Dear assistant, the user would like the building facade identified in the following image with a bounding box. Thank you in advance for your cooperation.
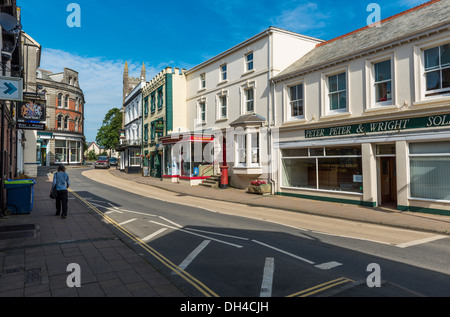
[272,0,450,214]
[35,68,85,166]
[181,27,322,187]
[117,62,145,173]
[142,67,186,178]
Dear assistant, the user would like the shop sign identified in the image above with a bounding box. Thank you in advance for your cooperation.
[305,114,450,139]
[17,121,46,131]
[18,100,46,122]
[155,119,164,134]
[190,136,214,142]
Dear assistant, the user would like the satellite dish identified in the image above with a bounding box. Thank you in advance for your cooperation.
[0,13,20,33]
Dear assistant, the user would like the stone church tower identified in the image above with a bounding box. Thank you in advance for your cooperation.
[122,62,146,127]
[123,62,146,103]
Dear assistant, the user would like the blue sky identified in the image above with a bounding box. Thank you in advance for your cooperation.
[19,0,426,142]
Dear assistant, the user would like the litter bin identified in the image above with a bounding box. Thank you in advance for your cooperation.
[4,179,36,215]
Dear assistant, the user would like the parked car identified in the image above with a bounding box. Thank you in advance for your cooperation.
[95,156,110,169]
[110,157,118,166]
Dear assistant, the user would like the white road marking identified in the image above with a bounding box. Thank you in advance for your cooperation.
[118,218,138,226]
[252,240,315,265]
[260,258,275,297]
[315,261,343,270]
[149,220,243,248]
[141,228,168,242]
[175,240,211,272]
[396,235,448,248]
[185,228,249,241]
[158,216,182,228]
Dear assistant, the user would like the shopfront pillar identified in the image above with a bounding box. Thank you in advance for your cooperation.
[396,141,408,209]
[362,143,377,207]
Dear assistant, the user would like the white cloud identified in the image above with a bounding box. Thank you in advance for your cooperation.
[40,49,163,142]
[271,2,331,34]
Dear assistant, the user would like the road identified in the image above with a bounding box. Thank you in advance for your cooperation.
[62,167,450,297]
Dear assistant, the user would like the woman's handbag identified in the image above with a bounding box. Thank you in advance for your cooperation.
[50,187,57,199]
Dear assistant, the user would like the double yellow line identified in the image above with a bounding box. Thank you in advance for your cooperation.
[288,277,354,297]
[69,189,219,297]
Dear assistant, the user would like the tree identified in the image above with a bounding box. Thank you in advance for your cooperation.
[96,108,122,150]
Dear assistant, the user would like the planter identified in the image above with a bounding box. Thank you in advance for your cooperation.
[248,184,272,195]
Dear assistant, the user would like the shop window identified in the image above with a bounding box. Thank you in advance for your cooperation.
[55,140,67,163]
[409,141,450,200]
[281,146,362,193]
[129,149,141,166]
[282,158,316,189]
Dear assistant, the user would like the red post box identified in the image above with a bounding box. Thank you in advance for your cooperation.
[220,166,229,189]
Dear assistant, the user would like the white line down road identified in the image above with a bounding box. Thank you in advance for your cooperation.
[82,169,449,249]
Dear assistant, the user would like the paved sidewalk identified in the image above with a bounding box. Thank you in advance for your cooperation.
[0,172,184,297]
[109,169,450,235]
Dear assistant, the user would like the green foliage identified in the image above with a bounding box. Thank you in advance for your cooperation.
[96,108,122,150]
[87,150,98,161]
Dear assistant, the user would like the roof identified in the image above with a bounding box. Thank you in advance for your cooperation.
[186,27,323,75]
[230,113,266,127]
[274,0,450,82]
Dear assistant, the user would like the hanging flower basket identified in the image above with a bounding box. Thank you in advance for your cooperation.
[248,180,271,195]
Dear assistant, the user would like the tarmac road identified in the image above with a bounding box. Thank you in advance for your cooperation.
[69,168,450,297]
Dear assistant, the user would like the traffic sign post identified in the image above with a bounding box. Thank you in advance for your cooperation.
[0,76,23,102]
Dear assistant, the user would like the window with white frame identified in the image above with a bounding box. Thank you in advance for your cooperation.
[220,64,227,81]
[200,73,206,89]
[199,102,206,123]
[327,72,347,112]
[65,95,69,108]
[246,52,254,71]
[289,84,304,118]
[64,116,69,130]
[245,88,254,112]
[219,95,227,119]
[57,115,63,130]
[236,133,246,166]
[57,93,63,108]
[373,59,392,104]
[250,132,259,165]
[424,43,450,97]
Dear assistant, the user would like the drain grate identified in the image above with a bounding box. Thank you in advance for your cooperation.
[0,224,36,240]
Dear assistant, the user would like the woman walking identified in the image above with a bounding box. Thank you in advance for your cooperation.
[52,165,70,219]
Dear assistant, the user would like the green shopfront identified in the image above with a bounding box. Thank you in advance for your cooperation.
[277,113,450,215]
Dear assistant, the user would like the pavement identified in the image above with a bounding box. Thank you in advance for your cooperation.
[0,167,184,297]
[0,165,449,298]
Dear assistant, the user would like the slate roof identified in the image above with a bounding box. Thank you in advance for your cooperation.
[230,113,266,126]
[274,0,450,82]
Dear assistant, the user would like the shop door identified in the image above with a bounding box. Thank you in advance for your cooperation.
[40,148,47,166]
[380,157,397,205]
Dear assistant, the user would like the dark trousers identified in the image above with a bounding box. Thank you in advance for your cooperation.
[56,190,68,217]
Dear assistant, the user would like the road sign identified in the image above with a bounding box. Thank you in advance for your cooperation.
[0,76,23,101]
